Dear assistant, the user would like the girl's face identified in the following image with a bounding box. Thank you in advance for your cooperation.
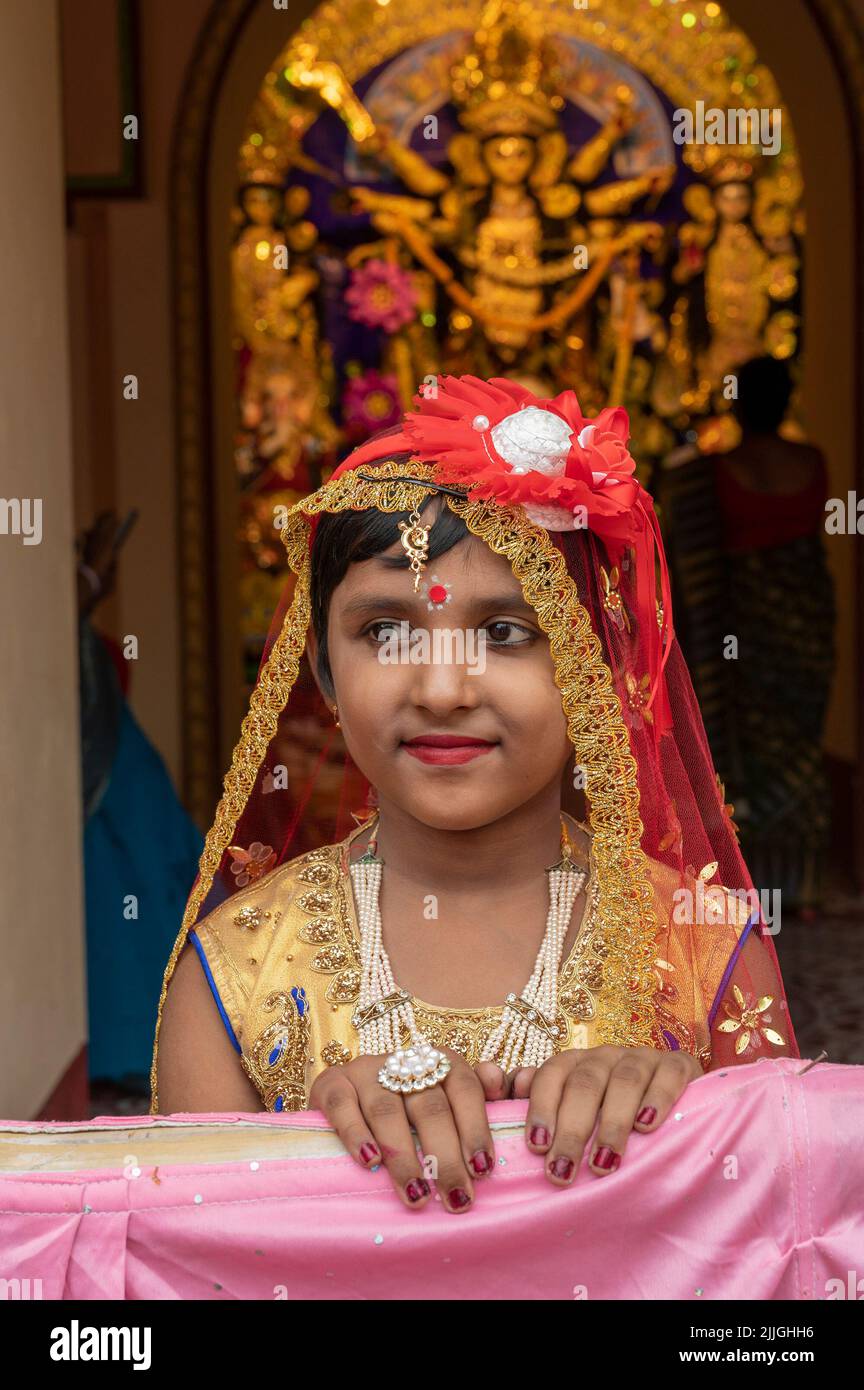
[314,521,573,831]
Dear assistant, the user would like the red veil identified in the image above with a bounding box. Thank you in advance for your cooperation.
[151,377,798,1106]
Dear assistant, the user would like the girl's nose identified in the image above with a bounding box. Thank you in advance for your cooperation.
[408,633,482,713]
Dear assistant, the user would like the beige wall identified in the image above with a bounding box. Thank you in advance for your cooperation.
[66,0,212,787]
[0,2,85,1115]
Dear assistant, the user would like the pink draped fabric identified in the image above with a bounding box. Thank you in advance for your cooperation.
[1,1058,861,1301]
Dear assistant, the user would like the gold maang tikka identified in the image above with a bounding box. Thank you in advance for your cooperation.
[356,472,469,592]
[398,506,430,593]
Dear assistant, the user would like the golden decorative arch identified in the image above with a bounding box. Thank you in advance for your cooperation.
[243,0,800,184]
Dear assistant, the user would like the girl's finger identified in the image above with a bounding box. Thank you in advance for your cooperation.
[444,1060,497,1180]
[312,1070,384,1170]
[354,1080,434,1209]
[585,1047,661,1177]
[631,1052,704,1133]
[510,1066,536,1099]
[405,1083,476,1214]
[474,1061,508,1101]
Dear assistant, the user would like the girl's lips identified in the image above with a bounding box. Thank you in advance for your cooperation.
[401,736,497,766]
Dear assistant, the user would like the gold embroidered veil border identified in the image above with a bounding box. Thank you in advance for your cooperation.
[149,460,658,1112]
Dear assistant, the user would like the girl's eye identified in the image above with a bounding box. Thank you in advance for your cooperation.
[366,620,406,643]
[485,621,534,646]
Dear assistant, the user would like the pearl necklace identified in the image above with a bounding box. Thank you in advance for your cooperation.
[349,817,589,1074]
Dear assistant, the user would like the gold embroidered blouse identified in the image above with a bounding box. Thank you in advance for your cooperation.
[188,816,662,1112]
[183,814,759,1110]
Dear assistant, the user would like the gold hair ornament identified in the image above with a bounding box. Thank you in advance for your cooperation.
[357,470,470,592]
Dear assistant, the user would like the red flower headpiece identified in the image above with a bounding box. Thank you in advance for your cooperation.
[327,375,673,734]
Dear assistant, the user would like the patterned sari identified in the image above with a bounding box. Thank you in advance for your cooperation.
[661,452,835,907]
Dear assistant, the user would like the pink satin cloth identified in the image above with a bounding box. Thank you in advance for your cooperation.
[1,1058,861,1300]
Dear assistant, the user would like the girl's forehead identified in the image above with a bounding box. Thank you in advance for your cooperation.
[332,529,531,612]
[352,529,518,587]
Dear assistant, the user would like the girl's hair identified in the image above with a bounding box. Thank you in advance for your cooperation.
[310,453,471,698]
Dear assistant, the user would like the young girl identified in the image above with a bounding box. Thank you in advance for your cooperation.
[152,375,797,1216]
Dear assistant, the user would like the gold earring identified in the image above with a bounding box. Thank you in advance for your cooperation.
[332,704,341,728]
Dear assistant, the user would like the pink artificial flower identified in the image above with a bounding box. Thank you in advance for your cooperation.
[342,369,401,440]
[345,260,417,332]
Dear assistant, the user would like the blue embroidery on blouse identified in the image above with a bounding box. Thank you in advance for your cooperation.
[189,930,242,1054]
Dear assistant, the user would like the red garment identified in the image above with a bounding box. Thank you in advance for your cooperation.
[713,451,827,552]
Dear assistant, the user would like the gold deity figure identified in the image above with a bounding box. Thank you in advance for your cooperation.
[232,178,319,371]
[285,0,673,377]
[667,156,800,404]
[232,174,340,482]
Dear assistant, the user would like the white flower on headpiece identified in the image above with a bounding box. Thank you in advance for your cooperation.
[491,407,572,477]
[491,406,578,530]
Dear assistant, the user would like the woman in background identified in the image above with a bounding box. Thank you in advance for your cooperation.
[78,510,203,1102]
[661,357,835,910]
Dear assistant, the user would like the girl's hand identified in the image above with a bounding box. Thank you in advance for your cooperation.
[308,1047,496,1214]
[485,1045,703,1183]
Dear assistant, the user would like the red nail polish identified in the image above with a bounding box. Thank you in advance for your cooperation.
[470,1150,494,1175]
[405,1178,430,1203]
[529,1125,550,1147]
[448,1187,472,1209]
[549,1155,575,1181]
[636,1106,657,1125]
[591,1146,621,1171]
[360,1142,380,1164]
